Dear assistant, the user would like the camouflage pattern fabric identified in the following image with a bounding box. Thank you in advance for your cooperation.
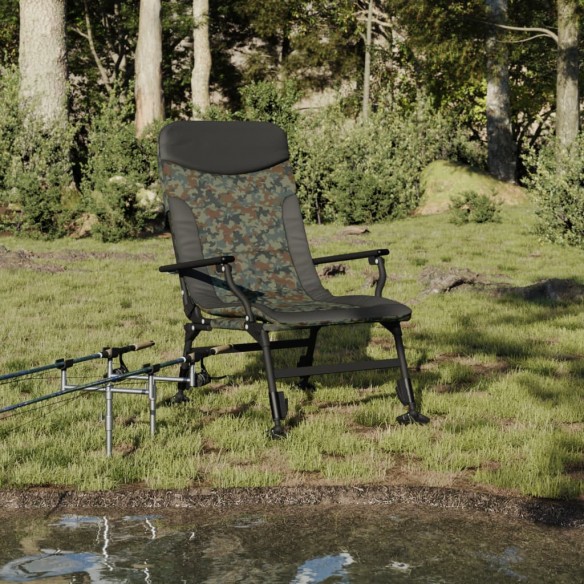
[161,160,361,324]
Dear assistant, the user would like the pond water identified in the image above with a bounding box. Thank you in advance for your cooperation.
[0,504,581,583]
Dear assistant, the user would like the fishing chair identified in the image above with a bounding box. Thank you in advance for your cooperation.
[158,120,429,437]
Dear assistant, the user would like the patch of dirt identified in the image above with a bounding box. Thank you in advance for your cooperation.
[419,353,510,376]
[418,268,584,307]
[0,245,64,273]
[0,245,156,273]
[419,266,500,294]
[0,484,581,527]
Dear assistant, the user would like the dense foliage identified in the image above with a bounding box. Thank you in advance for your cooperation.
[0,0,583,247]
[525,137,584,247]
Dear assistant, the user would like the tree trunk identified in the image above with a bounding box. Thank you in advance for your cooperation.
[19,0,68,127]
[362,0,373,121]
[191,0,211,119]
[556,0,579,150]
[485,0,516,182]
[135,0,164,137]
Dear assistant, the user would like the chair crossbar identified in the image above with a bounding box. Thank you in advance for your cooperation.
[274,359,401,380]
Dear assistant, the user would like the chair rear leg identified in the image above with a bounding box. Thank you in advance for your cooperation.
[173,324,200,404]
[385,323,430,425]
[296,327,320,391]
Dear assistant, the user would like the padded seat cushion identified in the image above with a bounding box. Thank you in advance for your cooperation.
[202,293,411,326]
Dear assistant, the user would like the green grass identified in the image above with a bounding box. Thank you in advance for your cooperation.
[0,204,582,499]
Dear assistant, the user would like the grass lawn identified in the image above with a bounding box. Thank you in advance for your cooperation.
[0,204,582,499]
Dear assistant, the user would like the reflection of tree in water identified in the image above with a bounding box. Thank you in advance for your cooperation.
[0,515,158,583]
[0,506,581,583]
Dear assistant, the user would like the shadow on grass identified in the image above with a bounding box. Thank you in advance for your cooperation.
[411,277,584,406]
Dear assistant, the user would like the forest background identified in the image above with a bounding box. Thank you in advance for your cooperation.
[0,0,583,248]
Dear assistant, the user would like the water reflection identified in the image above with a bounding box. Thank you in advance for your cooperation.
[0,505,581,583]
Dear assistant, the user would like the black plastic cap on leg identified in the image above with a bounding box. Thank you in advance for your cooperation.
[268,424,286,439]
[396,410,430,425]
[172,389,190,404]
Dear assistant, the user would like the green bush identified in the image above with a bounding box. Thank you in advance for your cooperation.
[449,190,500,225]
[238,80,300,134]
[0,65,77,238]
[82,90,164,242]
[0,65,20,195]
[292,99,472,224]
[524,136,584,249]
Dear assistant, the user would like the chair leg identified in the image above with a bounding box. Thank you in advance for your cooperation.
[254,328,288,438]
[173,324,200,404]
[296,327,320,391]
[385,323,430,425]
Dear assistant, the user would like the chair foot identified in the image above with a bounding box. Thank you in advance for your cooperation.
[396,410,430,425]
[296,378,316,392]
[172,389,190,404]
[268,424,287,439]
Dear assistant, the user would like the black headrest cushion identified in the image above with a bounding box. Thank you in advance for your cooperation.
[158,120,290,174]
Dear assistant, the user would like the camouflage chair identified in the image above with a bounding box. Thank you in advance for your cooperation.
[158,120,429,437]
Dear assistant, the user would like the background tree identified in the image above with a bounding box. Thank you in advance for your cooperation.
[556,0,579,148]
[192,0,211,118]
[19,0,68,126]
[485,0,516,182]
[135,0,164,136]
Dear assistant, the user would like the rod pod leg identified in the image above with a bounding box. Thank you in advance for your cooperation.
[173,324,200,404]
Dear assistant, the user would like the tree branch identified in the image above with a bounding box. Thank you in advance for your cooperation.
[82,0,113,92]
[501,34,556,44]
[492,23,558,44]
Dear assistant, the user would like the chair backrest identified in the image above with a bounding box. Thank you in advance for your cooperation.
[158,121,326,318]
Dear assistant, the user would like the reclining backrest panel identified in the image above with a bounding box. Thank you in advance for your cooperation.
[159,121,328,315]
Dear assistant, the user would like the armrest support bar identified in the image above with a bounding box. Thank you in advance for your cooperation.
[313,248,389,298]
[159,255,235,273]
[312,248,389,266]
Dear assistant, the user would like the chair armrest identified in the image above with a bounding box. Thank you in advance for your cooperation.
[159,255,256,323]
[312,249,389,266]
[159,255,235,273]
[313,248,389,298]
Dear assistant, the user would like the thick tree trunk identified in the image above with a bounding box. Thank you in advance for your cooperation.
[19,0,68,127]
[191,0,211,119]
[485,0,516,182]
[556,0,579,149]
[135,0,164,137]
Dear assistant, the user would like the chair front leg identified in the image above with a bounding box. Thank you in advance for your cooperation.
[384,322,430,425]
[249,326,288,438]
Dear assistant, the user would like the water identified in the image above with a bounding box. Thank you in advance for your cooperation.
[0,505,581,583]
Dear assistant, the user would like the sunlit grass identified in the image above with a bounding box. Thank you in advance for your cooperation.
[0,204,582,498]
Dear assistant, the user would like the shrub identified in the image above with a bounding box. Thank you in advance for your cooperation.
[524,136,584,249]
[238,80,300,134]
[0,65,20,195]
[292,99,471,224]
[82,90,164,242]
[0,65,77,238]
[449,191,501,225]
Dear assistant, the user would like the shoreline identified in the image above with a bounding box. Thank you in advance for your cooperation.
[1,485,582,528]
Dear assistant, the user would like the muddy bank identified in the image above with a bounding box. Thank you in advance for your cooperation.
[1,485,582,528]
